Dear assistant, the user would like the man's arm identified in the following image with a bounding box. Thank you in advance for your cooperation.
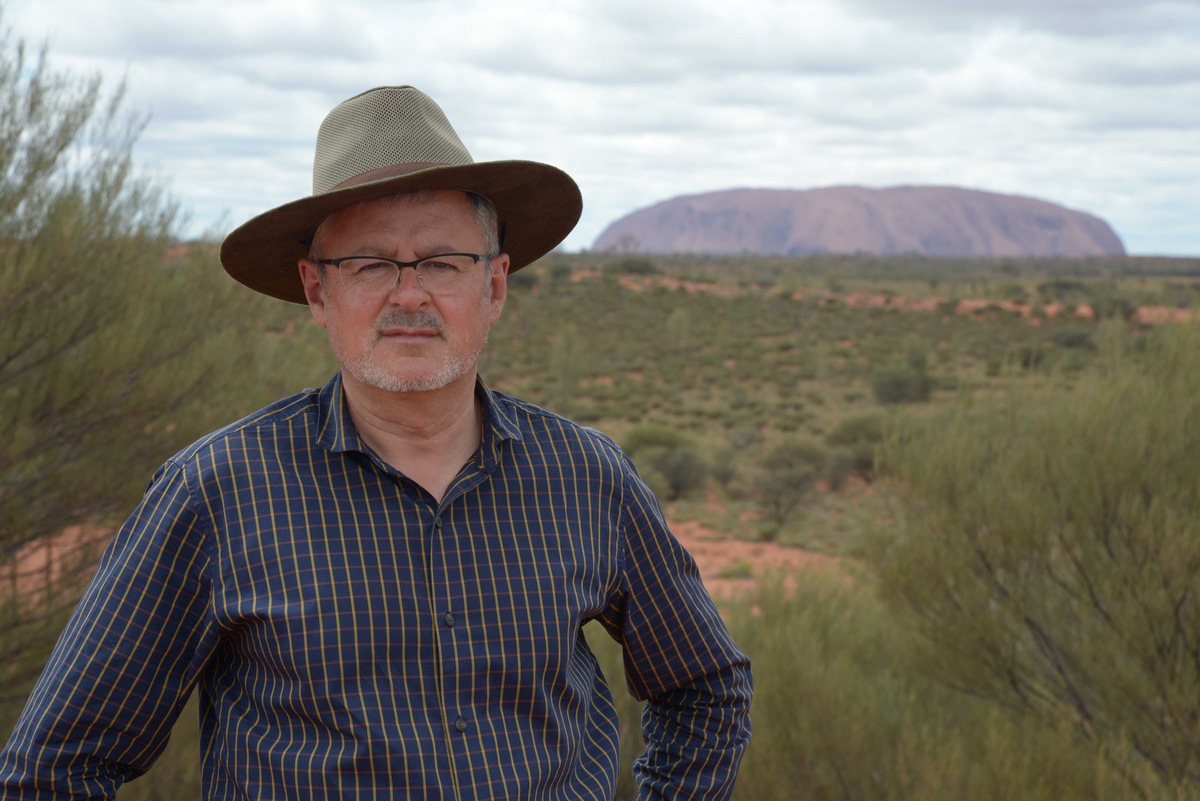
[598,468,753,801]
[0,460,218,800]
[634,663,753,799]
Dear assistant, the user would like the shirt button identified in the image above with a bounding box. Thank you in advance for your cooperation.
[454,717,468,732]
[443,612,456,627]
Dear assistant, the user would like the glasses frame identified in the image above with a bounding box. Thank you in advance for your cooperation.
[316,252,491,293]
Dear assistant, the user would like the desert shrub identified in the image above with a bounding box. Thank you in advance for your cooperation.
[506,268,539,291]
[1007,341,1047,370]
[541,261,574,290]
[609,256,659,276]
[934,297,960,316]
[822,448,855,491]
[870,322,1200,797]
[725,426,762,453]
[638,446,708,501]
[1036,278,1089,304]
[997,283,1030,303]
[709,447,739,489]
[730,574,1144,801]
[621,426,708,501]
[1161,281,1198,309]
[1090,289,1138,320]
[622,425,691,456]
[757,438,828,527]
[1051,328,1096,351]
[872,365,932,404]
[825,413,886,479]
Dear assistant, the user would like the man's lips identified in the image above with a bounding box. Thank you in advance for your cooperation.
[380,327,441,339]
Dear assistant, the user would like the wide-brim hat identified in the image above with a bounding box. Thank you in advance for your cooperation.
[220,85,582,304]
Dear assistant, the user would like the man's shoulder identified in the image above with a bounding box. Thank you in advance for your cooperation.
[489,390,624,457]
[167,386,323,467]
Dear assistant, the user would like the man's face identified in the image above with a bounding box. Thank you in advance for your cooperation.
[299,190,509,395]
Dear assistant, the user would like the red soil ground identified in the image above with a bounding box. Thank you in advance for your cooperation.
[668,518,842,599]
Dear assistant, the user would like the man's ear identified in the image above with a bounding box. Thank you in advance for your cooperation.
[488,254,510,326]
[299,259,329,329]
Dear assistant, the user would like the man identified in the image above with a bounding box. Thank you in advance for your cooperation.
[0,86,752,800]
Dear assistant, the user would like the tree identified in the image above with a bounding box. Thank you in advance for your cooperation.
[871,323,1200,796]
[0,25,315,702]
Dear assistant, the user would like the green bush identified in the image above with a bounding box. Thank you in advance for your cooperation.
[621,426,708,501]
[608,256,659,276]
[506,268,539,291]
[757,438,828,527]
[1008,341,1047,370]
[872,365,932,404]
[638,446,708,501]
[0,27,331,703]
[730,574,1143,801]
[621,425,692,456]
[825,413,886,479]
[709,447,739,488]
[1036,278,1089,304]
[1051,328,1096,351]
[871,323,1200,796]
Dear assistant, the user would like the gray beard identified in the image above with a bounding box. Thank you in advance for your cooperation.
[332,325,490,393]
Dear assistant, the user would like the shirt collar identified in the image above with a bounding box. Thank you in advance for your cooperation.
[315,372,523,458]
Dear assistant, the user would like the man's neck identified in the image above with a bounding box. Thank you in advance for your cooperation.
[341,371,482,503]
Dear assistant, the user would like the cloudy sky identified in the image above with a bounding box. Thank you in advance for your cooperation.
[4,0,1199,255]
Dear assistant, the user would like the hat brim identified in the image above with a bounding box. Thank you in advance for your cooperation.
[219,160,582,304]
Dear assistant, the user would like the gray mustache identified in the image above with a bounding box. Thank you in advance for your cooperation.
[376,310,444,332]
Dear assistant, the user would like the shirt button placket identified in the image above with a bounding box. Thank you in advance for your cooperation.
[431,515,468,741]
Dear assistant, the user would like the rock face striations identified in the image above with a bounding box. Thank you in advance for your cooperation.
[593,186,1125,257]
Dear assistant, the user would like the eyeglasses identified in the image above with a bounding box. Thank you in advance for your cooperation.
[317,252,491,295]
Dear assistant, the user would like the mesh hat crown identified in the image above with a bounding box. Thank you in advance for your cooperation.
[220,86,582,303]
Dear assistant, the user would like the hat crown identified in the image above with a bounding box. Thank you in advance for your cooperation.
[312,86,474,195]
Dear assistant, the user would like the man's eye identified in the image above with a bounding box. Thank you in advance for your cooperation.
[350,260,392,273]
[421,260,459,272]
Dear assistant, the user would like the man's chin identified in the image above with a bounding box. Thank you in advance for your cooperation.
[347,359,473,394]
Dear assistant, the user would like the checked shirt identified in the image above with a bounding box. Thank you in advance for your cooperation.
[0,373,752,800]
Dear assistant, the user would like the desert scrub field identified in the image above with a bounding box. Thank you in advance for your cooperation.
[6,247,1200,800]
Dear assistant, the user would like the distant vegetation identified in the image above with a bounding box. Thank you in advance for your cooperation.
[4,23,1200,801]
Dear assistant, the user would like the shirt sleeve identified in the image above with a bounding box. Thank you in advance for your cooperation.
[0,459,220,800]
[596,465,753,801]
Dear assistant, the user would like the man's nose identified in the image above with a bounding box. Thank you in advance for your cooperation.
[387,265,429,302]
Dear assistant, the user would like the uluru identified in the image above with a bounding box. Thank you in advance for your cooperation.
[592,186,1125,258]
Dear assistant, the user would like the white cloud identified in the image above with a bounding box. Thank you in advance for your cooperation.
[3,0,1198,255]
